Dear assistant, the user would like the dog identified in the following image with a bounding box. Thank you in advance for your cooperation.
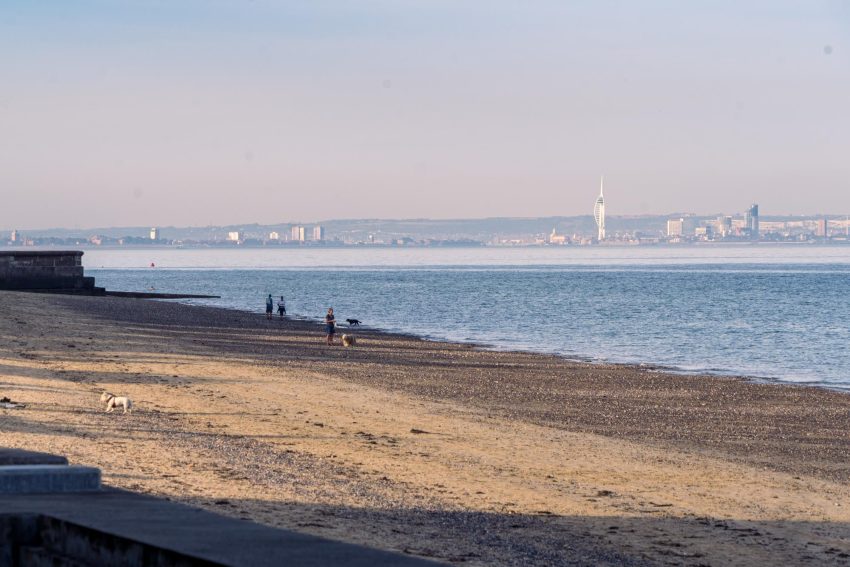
[346,319,361,326]
[341,334,356,347]
[101,392,133,414]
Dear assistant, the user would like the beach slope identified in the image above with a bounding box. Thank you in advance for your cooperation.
[1,291,849,565]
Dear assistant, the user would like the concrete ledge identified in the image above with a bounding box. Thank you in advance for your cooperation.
[0,489,432,566]
[0,449,68,466]
[3,515,224,567]
[0,466,101,494]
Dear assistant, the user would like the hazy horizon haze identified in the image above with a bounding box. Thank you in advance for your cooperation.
[2,1,849,228]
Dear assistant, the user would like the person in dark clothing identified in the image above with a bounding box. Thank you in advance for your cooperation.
[265,294,274,320]
[277,296,286,318]
[325,307,336,345]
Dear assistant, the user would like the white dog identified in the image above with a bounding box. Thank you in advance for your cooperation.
[101,392,133,414]
[342,334,356,347]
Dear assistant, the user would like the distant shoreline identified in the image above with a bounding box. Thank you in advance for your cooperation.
[5,240,850,252]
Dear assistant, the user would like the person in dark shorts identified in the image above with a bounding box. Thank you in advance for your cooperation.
[277,296,286,318]
[325,307,336,345]
[265,294,274,320]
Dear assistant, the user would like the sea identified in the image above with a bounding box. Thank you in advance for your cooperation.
[83,245,850,391]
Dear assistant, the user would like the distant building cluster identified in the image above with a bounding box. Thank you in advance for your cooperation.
[3,224,330,248]
[662,204,848,243]
[4,182,850,248]
[528,186,848,246]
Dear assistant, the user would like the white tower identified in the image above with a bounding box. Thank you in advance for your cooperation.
[593,176,606,241]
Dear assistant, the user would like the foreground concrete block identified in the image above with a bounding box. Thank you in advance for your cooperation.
[0,466,101,494]
[0,490,433,566]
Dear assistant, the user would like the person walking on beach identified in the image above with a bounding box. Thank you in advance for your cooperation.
[325,307,336,345]
[277,296,286,318]
[265,294,274,320]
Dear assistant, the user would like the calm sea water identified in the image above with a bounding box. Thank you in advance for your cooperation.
[83,246,850,391]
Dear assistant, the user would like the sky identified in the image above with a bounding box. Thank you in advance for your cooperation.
[1,1,849,229]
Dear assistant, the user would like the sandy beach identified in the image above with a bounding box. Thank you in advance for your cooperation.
[1,290,849,565]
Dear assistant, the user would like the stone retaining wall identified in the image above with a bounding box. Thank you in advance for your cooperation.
[0,251,97,292]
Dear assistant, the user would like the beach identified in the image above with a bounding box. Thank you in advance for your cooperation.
[1,290,849,565]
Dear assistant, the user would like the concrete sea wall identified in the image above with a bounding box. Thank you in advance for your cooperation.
[0,251,98,293]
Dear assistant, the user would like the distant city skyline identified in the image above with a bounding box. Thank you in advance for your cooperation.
[2,204,849,235]
[5,205,849,246]
[1,1,849,228]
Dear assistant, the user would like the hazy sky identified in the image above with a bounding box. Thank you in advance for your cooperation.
[1,1,848,229]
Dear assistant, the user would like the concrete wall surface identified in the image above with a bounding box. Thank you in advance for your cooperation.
[0,490,433,567]
[0,251,94,291]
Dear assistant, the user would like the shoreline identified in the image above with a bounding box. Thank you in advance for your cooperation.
[2,290,850,565]
[37,292,850,483]
[395,330,849,393]
[168,299,850,395]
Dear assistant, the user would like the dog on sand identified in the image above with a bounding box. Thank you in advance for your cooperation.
[346,319,361,326]
[342,334,356,347]
[101,392,133,413]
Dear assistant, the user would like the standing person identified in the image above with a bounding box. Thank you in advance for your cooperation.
[277,296,286,318]
[265,294,274,320]
[325,307,336,345]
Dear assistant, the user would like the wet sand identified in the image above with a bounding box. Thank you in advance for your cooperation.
[1,291,849,565]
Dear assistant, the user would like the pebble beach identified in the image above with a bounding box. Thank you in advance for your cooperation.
[1,290,849,565]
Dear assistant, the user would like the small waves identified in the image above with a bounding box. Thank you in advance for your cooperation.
[89,258,850,392]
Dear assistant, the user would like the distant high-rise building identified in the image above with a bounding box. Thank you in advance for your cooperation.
[291,226,306,242]
[593,176,606,240]
[150,227,160,240]
[716,215,733,237]
[667,218,685,237]
[227,231,243,242]
[10,230,19,242]
[745,204,759,238]
[269,231,280,241]
[816,218,828,238]
[312,225,325,241]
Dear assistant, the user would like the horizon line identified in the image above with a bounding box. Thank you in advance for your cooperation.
[5,211,849,235]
